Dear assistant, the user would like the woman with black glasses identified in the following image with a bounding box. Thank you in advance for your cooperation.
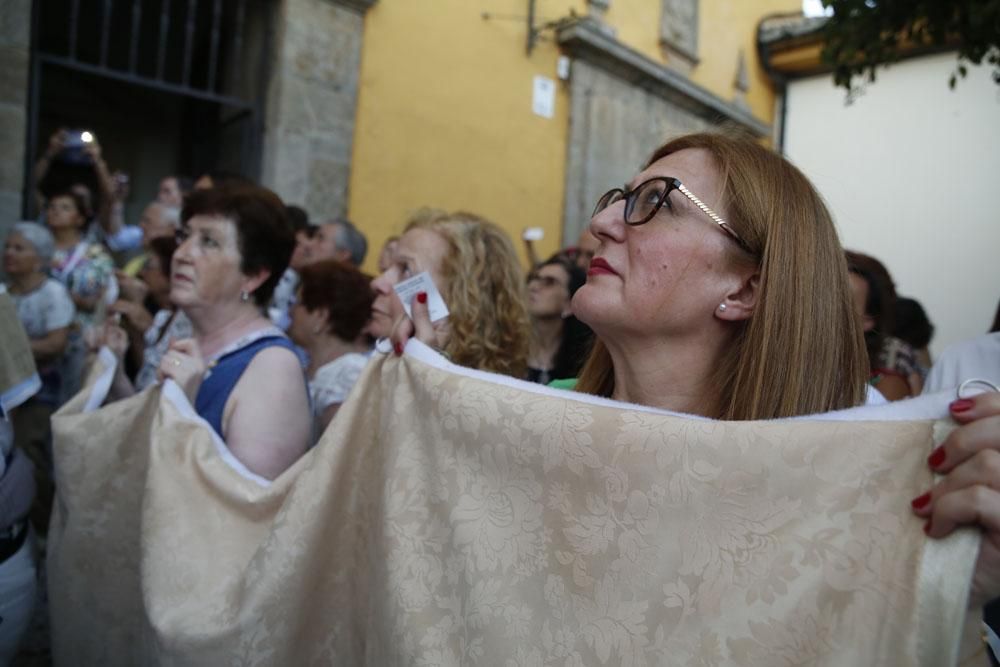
[525,257,592,385]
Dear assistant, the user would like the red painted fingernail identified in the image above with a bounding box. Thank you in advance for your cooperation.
[910,492,931,510]
[927,446,946,468]
[416,291,427,304]
[393,342,402,356]
[949,398,974,413]
[923,519,932,535]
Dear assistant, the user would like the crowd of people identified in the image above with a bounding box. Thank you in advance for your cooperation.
[2,128,1000,663]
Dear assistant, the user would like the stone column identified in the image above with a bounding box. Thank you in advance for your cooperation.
[260,0,376,221]
[0,3,31,233]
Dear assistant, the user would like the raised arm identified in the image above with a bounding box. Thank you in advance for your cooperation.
[224,346,312,480]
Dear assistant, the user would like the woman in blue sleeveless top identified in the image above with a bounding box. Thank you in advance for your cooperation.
[158,184,311,481]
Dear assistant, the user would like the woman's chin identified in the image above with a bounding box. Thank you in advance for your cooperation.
[569,285,607,324]
[169,286,196,308]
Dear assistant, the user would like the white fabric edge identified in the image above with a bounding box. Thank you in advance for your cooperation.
[917,421,980,667]
[82,347,119,413]
[400,339,953,422]
[0,373,42,418]
[159,379,271,488]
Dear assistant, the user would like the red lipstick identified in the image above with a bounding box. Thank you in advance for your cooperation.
[587,257,618,277]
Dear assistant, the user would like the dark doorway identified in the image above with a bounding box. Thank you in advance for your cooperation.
[25,0,273,220]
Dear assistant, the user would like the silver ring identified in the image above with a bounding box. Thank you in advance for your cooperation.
[957,378,1000,399]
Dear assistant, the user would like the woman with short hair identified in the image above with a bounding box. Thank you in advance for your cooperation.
[3,221,75,534]
[288,259,374,435]
[372,209,530,378]
[154,184,312,481]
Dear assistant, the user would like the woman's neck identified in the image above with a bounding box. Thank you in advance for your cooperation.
[305,335,368,377]
[528,316,564,370]
[187,304,271,359]
[51,227,82,249]
[602,329,726,417]
[6,271,46,295]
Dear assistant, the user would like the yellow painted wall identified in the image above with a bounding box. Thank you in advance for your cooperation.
[604,0,801,123]
[348,1,798,275]
[349,1,582,273]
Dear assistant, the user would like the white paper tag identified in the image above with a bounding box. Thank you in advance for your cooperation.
[393,271,450,323]
[532,75,555,119]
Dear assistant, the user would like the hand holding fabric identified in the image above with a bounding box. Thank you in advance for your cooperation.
[912,392,1000,605]
[158,338,207,404]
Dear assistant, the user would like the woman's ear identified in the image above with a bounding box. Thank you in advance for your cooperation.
[242,269,272,300]
[716,272,759,322]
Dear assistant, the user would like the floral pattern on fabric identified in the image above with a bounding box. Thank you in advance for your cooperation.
[48,348,979,666]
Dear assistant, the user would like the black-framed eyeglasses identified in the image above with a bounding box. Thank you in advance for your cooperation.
[592,177,747,250]
[526,272,566,289]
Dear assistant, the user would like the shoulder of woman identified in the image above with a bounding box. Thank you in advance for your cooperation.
[42,278,74,305]
[319,353,369,375]
[244,344,307,384]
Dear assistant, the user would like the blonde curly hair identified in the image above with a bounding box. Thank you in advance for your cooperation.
[405,209,530,378]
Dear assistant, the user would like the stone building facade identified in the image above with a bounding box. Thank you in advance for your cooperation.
[3,0,796,267]
[0,3,31,232]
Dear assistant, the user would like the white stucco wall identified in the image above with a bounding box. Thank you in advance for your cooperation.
[783,52,1000,356]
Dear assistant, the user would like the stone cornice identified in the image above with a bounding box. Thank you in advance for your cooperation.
[328,0,377,14]
[557,19,770,137]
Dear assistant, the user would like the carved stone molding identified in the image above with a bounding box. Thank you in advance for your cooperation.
[659,0,698,65]
[556,19,770,136]
[328,0,378,14]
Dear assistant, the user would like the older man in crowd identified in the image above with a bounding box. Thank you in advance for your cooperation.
[311,219,367,268]
[268,216,368,330]
[120,202,181,277]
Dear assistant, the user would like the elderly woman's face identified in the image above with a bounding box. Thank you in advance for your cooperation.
[3,233,42,276]
[572,148,744,341]
[170,214,247,311]
[367,228,449,339]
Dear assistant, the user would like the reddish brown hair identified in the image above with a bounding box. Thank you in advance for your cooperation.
[297,259,374,343]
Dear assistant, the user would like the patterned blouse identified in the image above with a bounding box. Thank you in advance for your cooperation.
[50,241,115,328]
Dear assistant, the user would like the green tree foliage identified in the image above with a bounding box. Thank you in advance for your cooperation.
[820,0,1000,93]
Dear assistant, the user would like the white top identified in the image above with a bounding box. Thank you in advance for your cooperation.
[309,353,369,416]
[267,268,299,331]
[8,278,75,338]
[924,332,1000,394]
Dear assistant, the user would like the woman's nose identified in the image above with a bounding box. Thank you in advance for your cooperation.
[371,271,392,294]
[589,201,626,244]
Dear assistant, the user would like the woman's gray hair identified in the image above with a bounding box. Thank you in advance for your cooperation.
[9,221,56,265]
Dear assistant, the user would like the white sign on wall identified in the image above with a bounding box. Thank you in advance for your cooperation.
[532,75,555,119]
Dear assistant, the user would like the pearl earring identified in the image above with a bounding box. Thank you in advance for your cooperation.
[240,291,250,302]
[718,303,727,312]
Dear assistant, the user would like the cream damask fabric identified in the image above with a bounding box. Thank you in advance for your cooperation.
[48,342,980,666]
